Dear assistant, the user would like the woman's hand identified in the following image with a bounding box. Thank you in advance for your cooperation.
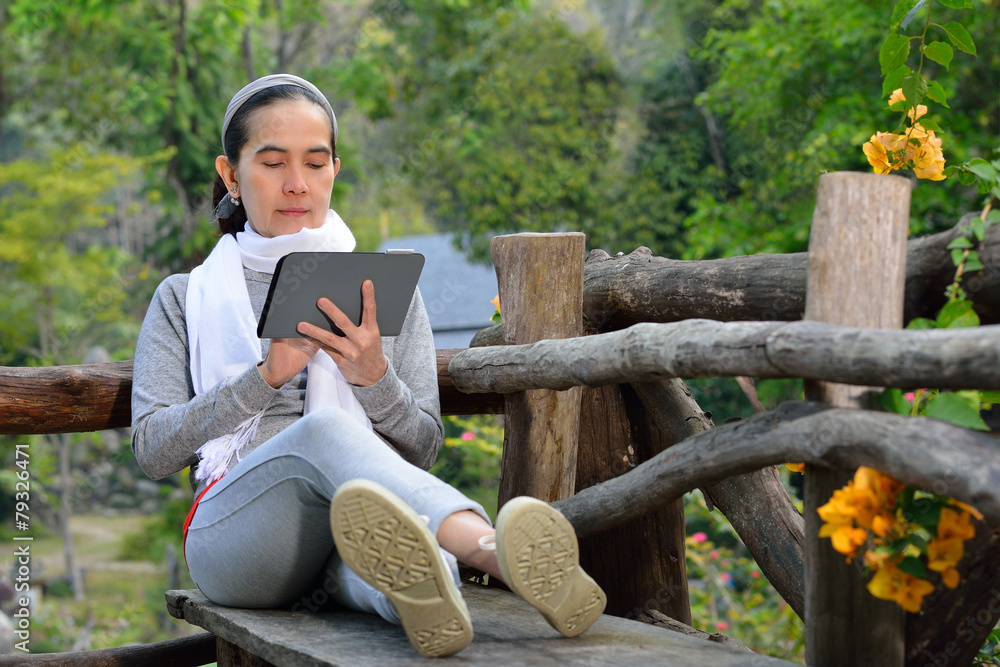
[257,335,320,389]
[296,279,389,387]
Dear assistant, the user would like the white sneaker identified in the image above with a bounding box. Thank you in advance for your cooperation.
[330,479,473,658]
[494,496,606,637]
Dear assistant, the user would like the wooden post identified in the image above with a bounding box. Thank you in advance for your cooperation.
[804,171,911,666]
[491,233,585,505]
[574,252,692,622]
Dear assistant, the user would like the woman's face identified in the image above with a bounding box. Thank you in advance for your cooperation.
[232,99,339,238]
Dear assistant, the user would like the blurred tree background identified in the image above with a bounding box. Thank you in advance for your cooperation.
[0,0,997,657]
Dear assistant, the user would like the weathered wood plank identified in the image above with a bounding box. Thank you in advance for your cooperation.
[582,212,1000,329]
[0,632,216,666]
[553,402,1000,536]
[492,232,584,505]
[165,585,797,666]
[448,319,1000,393]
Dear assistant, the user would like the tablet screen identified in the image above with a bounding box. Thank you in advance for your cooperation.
[256,251,425,339]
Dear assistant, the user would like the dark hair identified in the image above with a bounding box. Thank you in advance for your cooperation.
[212,84,338,237]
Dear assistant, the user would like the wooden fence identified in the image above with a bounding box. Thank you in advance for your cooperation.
[2,172,1000,666]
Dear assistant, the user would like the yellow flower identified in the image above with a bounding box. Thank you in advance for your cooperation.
[887,88,928,122]
[896,573,936,613]
[938,508,975,541]
[863,134,896,174]
[785,462,805,473]
[868,563,904,602]
[491,294,501,315]
[941,567,961,589]
[910,132,946,181]
[927,537,964,572]
[952,501,984,522]
[819,522,868,558]
[867,562,935,613]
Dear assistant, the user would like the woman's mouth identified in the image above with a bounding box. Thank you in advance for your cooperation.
[279,208,308,217]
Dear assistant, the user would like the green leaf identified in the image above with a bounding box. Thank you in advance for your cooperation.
[966,161,998,183]
[906,317,937,330]
[879,388,911,415]
[958,170,978,186]
[986,210,1000,225]
[937,0,973,8]
[965,251,984,272]
[942,165,960,178]
[883,65,911,98]
[902,72,926,107]
[936,298,980,328]
[917,116,943,131]
[925,80,949,108]
[897,556,929,579]
[891,0,920,28]
[924,392,989,430]
[946,236,973,249]
[881,34,912,76]
[952,248,966,265]
[972,218,985,241]
[923,41,953,69]
[906,496,942,532]
[979,390,1000,405]
[940,21,977,56]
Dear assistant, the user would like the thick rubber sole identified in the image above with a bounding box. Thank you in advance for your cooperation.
[495,497,607,637]
[329,479,472,658]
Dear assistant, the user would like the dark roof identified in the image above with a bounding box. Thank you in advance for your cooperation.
[378,233,498,349]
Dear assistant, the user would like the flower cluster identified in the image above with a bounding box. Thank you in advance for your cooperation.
[817,466,982,613]
[863,89,946,181]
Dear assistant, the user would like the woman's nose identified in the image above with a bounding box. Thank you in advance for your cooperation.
[283,165,307,194]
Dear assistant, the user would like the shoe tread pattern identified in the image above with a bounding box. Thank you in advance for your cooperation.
[337,495,434,591]
[511,511,576,606]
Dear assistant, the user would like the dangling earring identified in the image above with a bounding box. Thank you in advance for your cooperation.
[231,185,240,207]
[214,185,241,220]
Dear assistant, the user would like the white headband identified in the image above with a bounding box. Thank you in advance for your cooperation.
[221,73,337,154]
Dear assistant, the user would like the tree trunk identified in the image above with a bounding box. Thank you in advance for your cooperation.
[56,433,85,602]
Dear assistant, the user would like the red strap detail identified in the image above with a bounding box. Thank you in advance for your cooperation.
[183,476,224,568]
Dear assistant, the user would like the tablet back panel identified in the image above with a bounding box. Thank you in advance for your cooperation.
[257,252,425,338]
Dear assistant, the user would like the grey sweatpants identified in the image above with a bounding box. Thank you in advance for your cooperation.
[184,407,487,612]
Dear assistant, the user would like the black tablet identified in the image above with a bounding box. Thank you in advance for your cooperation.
[256,250,425,339]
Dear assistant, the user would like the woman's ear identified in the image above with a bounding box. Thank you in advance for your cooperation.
[333,157,341,180]
[216,155,238,194]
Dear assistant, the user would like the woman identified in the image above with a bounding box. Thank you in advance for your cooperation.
[131,74,605,658]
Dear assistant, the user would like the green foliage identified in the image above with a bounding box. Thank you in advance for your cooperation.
[677,0,997,258]
[0,148,167,364]
[684,490,805,659]
[430,415,503,519]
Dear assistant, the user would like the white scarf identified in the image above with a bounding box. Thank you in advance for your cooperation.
[186,210,373,484]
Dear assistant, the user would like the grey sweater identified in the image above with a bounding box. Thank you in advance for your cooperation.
[131,267,444,496]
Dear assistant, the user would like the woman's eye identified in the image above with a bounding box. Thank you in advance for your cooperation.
[308,163,326,169]
[264,162,280,168]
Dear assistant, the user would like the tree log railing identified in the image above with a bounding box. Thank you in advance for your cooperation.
[3,192,999,666]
